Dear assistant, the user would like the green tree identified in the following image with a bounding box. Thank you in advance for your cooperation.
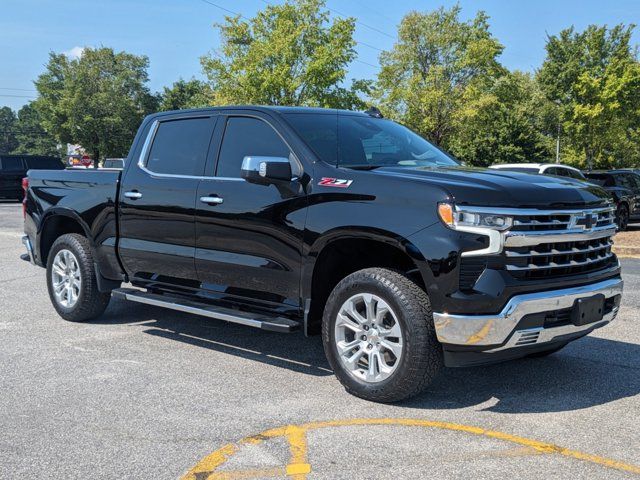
[450,72,554,166]
[13,103,60,156]
[537,24,640,168]
[34,47,158,163]
[0,106,18,154]
[159,78,209,111]
[200,0,367,108]
[374,6,504,147]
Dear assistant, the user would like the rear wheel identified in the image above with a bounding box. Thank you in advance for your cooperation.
[616,203,629,231]
[46,233,111,322]
[322,268,443,403]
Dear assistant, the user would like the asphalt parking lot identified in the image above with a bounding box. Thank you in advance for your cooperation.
[1,201,639,479]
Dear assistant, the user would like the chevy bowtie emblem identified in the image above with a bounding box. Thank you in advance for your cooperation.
[572,212,599,231]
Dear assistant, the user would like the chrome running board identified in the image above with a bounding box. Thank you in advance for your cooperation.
[112,288,300,333]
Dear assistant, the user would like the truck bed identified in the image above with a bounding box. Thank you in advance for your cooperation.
[25,168,123,280]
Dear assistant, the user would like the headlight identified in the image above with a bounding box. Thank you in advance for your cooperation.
[438,203,513,231]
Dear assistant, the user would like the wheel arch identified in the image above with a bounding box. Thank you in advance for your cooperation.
[302,228,432,335]
[38,209,93,265]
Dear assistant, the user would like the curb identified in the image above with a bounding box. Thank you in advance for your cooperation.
[613,246,640,258]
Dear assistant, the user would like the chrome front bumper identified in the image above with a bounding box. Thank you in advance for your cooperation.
[433,277,623,352]
[22,235,35,265]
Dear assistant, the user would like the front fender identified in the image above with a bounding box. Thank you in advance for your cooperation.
[301,226,432,302]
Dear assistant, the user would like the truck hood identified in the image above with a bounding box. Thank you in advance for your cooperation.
[374,165,612,209]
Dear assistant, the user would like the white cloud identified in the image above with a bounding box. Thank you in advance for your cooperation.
[63,46,85,60]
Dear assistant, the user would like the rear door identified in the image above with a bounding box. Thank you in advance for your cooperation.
[0,157,26,199]
[118,114,218,287]
[194,112,307,308]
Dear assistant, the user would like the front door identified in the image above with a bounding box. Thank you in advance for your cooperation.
[118,114,218,287]
[195,113,307,308]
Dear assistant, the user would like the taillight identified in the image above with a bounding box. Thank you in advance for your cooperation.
[22,177,28,219]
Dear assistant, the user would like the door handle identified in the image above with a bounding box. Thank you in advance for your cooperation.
[200,196,224,205]
[124,191,143,199]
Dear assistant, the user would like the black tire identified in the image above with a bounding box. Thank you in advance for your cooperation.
[616,203,629,231]
[46,233,111,322]
[322,268,443,403]
[527,342,568,358]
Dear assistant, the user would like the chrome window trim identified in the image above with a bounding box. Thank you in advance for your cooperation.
[136,114,304,182]
[137,118,219,180]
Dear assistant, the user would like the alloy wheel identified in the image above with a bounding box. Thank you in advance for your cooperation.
[334,293,404,383]
[51,249,82,308]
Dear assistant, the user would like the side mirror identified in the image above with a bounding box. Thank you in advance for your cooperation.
[241,156,292,184]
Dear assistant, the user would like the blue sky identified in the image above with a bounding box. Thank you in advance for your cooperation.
[1,0,638,111]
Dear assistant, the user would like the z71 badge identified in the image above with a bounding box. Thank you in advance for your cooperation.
[318,177,353,188]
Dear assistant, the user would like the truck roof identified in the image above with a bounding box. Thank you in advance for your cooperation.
[148,105,371,119]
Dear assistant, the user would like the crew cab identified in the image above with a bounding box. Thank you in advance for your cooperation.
[21,107,623,403]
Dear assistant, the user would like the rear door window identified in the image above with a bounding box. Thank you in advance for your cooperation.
[145,117,215,176]
[0,157,24,171]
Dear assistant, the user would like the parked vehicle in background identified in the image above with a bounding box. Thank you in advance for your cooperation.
[102,158,124,169]
[490,163,586,180]
[584,170,640,230]
[21,107,623,403]
[0,155,64,201]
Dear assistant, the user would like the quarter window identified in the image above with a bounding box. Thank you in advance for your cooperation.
[145,118,214,176]
[216,117,292,178]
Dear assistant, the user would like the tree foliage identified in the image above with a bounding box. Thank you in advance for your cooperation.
[34,47,158,161]
[537,24,640,168]
[201,0,367,109]
[0,107,18,154]
[374,6,504,148]
[450,72,554,166]
[12,103,60,156]
[159,78,210,111]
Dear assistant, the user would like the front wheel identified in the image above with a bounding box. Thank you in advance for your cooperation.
[46,233,111,322]
[322,268,443,403]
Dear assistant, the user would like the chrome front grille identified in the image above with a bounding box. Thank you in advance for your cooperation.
[503,207,617,280]
[510,208,615,232]
[456,205,618,290]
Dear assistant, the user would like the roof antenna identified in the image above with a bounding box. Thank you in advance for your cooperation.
[364,106,383,118]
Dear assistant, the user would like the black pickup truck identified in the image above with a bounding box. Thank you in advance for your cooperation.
[22,106,623,402]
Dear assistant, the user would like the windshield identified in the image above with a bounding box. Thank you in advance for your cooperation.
[283,113,458,169]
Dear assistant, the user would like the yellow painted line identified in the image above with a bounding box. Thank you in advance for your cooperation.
[181,418,640,480]
[284,426,310,480]
[207,467,286,480]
